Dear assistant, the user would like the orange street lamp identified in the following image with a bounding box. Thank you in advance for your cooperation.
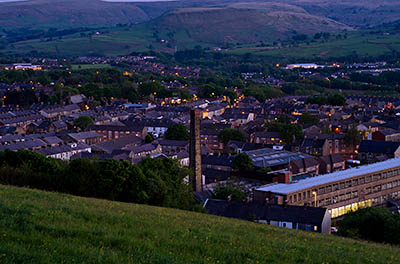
[312,191,317,207]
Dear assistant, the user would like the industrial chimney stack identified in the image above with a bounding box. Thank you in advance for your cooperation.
[189,109,202,192]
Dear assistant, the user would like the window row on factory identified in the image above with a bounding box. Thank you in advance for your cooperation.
[288,168,400,204]
[316,168,400,195]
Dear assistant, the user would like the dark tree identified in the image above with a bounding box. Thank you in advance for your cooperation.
[73,116,94,130]
[145,133,155,143]
[218,128,245,145]
[165,124,189,140]
[232,153,254,172]
[267,122,303,144]
[338,207,400,245]
[344,127,361,146]
[298,112,320,125]
[212,185,246,202]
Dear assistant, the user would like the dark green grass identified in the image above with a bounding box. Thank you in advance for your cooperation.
[227,31,400,59]
[3,24,207,57]
[70,64,113,70]
[0,185,399,263]
[5,27,400,60]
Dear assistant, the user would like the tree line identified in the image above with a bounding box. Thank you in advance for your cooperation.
[0,150,194,210]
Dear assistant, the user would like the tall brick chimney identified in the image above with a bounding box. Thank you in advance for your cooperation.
[189,109,202,192]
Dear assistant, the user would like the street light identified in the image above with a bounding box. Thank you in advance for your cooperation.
[312,191,317,207]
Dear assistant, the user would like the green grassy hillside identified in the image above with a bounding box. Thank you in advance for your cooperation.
[1,0,399,30]
[3,0,400,58]
[0,0,151,29]
[151,7,351,44]
[1,24,201,57]
[227,31,400,60]
[287,0,400,27]
[0,185,399,263]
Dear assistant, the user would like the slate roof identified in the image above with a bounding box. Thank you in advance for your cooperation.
[319,154,345,164]
[245,148,309,168]
[258,157,400,196]
[53,120,67,129]
[70,94,87,104]
[227,141,272,151]
[156,139,189,147]
[124,118,176,128]
[42,136,64,145]
[92,134,143,154]
[204,199,327,226]
[41,104,80,114]
[290,157,319,169]
[0,114,43,125]
[68,131,103,141]
[358,140,400,154]
[0,126,16,135]
[301,138,326,149]
[252,131,281,138]
[202,169,231,184]
[124,143,159,153]
[378,128,400,136]
[37,142,90,156]
[202,154,234,167]
[87,124,144,132]
[0,138,47,151]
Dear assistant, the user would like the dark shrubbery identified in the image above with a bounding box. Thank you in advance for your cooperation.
[218,128,245,145]
[338,207,400,245]
[0,150,194,210]
[212,185,246,202]
[305,94,346,106]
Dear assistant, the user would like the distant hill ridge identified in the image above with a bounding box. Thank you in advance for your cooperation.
[150,7,352,44]
[1,0,400,29]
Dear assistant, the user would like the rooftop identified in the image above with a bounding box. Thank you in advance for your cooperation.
[256,157,400,195]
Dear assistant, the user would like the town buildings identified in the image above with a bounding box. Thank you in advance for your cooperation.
[254,158,400,218]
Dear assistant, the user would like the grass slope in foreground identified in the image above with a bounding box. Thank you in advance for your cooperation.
[0,185,399,264]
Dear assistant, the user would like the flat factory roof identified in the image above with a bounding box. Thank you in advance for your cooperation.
[256,157,400,195]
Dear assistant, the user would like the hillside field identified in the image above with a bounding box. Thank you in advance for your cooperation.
[0,185,399,263]
[4,25,400,61]
[227,31,400,60]
[2,24,204,57]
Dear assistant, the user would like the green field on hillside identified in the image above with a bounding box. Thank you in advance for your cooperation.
[2,24,206,57]
[70,64,113,70]
[227,32,400,60]
[3,24,399,61]
[0,185,399,263]
[3,26,154,57]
